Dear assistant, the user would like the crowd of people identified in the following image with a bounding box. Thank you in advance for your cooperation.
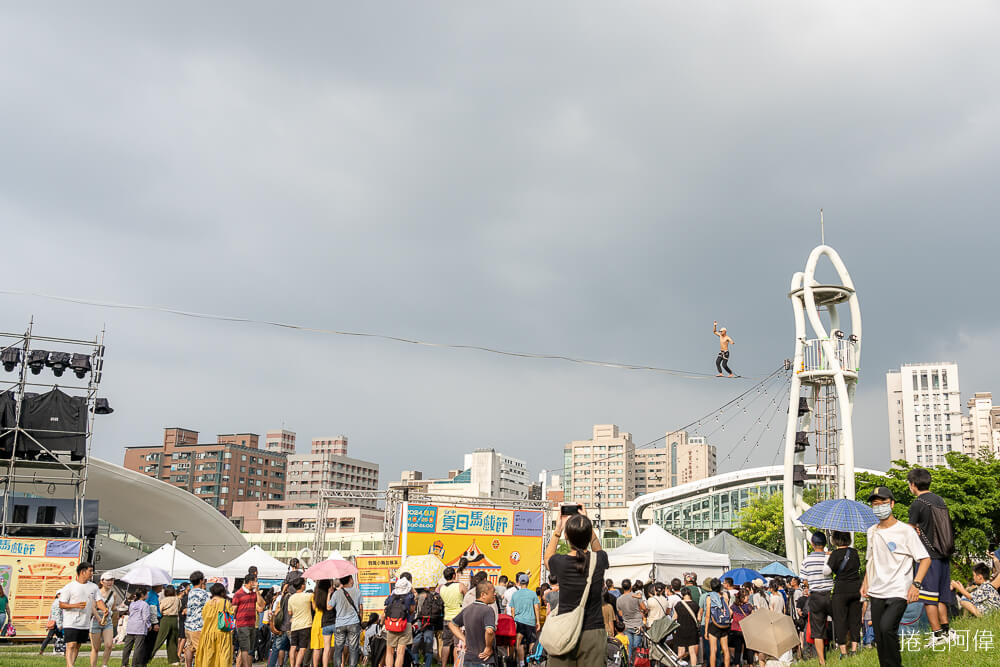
[11,468,1000,667]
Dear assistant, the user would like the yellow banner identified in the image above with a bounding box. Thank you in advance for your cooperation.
[402,504,545,590]
[0,538,83,638]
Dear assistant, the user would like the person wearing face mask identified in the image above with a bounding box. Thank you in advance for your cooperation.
[860,487,930,667]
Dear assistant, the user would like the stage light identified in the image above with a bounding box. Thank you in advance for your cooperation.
[94,398,114,415]
[1,347,20,372]
[69,354,92,379]
[47,352,70,377]
[27,350,49,375]
[797,397,810,416]
[795,431,810,453]
[793,464,807,487]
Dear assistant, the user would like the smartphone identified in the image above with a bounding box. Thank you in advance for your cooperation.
[560,504,582,516]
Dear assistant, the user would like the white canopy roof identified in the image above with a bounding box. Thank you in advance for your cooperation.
[606,525,730,583]
[104,542,222,580]
[215,545,294,580]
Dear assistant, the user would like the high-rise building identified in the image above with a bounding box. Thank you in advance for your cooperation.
[264,429,296,454]
[634,447,668,496]
[312,436,348,456]
[123,427,287,515]
[286,436,379,509]
[663,431,717,488]
[962,392,999,457]
[426,449,531,500]
[562,425,635,529]
[886,363,962,466]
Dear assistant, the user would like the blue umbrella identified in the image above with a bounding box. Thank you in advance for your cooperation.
[797,498,878,533]
[721,567,763,585]
[760,561,796,578]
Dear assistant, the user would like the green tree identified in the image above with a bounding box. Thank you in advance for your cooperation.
[734,487,819,556]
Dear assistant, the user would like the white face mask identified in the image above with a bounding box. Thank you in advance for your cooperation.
[872,503,893,520]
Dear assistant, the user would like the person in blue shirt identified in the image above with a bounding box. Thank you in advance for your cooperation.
[507,574,539,667]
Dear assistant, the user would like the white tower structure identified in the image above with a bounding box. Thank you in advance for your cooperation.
[782,245,861,569]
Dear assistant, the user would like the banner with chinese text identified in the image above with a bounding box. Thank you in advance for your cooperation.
[402,504,544,589]
[0,537,83,638]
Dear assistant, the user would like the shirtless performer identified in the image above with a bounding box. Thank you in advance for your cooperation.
[713,321,735,377]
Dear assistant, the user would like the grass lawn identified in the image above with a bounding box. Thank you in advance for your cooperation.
[0,657,175,667]
[797,612,1000,667]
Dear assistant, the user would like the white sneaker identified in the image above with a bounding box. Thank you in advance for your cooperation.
[925,632,949,649]
[947,629,959,643]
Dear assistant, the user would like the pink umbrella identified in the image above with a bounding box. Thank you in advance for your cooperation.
[303,557,358,580]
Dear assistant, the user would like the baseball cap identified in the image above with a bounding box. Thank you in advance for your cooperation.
[100,572,115,581]
[752,578,765,588]
[867,486,895,502]
[517,573,530,585]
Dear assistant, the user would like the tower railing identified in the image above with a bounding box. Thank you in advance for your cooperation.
[798,338,859,374]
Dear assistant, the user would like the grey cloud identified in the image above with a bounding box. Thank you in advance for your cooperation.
[1,3,999,482]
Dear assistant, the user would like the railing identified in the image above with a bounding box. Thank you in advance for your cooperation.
[800,338,859,373]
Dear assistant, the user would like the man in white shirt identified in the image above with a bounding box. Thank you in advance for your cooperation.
[59,562,106,667]
[861,487,930,667]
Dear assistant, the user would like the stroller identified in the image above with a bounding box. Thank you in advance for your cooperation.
[641,616,684,667]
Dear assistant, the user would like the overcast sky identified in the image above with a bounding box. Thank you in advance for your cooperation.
[2,3,999,486]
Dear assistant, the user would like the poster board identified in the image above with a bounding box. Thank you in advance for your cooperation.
[356,555,402,617]
[0,537,83,638]
[402,504,544,589]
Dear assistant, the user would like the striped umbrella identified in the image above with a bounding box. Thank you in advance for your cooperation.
[797,498,877,533]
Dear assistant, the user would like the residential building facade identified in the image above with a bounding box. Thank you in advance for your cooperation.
[963,392,999,457]
[562,424,635,529]
[286,436,379,509]
[886,363,962,465]
[123,427,287,515]
[426,449,531,500]
[229,499,383,534]
[264,429,296,454]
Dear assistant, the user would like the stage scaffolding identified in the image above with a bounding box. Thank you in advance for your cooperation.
[0,319,107,539]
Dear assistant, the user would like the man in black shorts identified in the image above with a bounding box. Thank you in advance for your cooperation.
[507,573,540,665]
[58,562,108,667]
[907,467,956,646]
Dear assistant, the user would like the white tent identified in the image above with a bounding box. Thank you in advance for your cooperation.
[103,543,222,581]
[606,526,731,583]
[215,545,294,580]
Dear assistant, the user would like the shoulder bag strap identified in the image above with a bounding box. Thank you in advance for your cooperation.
[576,551,599,612]
[679,600,698,624]
[342,589,360,617]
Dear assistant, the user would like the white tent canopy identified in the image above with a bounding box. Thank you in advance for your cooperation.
[606,526,730,583]
[104,543,222,581]
[215,545,294,580]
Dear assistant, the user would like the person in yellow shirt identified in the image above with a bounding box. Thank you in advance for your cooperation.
[287,578,314,667]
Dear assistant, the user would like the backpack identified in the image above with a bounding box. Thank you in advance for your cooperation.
[421,592,444,620]
[916,496,956,557]
[384,594,409,633]
[606,637,628,667]
[217,609,236,632]
[709,593,732,628]
[496,613,517,646]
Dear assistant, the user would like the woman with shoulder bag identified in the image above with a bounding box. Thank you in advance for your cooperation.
[540,508,608,667]
[727,589,754,666]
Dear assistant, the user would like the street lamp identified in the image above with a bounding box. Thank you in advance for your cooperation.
[165,530,185,582]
